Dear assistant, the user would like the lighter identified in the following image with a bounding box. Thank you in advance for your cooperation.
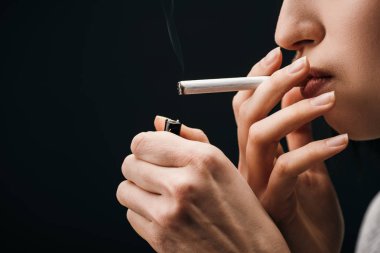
[164,119,182,135]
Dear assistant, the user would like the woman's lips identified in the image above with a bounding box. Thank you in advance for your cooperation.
[300,69,334,98]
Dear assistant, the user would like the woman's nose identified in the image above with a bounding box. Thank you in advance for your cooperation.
[274,0,325,51]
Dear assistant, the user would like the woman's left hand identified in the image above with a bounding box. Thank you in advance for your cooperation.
[233,49,347,253]
[116,121,290,253]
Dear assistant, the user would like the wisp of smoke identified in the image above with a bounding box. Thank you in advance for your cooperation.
[161,0,185,75]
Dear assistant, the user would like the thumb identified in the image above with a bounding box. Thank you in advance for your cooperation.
[154,115,210,143]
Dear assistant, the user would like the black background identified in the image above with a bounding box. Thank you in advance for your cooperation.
[1,0,379,252]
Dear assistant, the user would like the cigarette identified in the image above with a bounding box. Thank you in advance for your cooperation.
[177,76,270,95]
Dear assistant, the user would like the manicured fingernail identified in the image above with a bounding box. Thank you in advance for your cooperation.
[326,134,348,147]
[154,115,169,129]
[288,56,306,74]
[263,47,280,66]
[155,115,168,121]
[310,91,335,106]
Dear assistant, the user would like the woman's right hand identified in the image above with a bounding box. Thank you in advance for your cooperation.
[232,48,347,253]
[120,117,292,253]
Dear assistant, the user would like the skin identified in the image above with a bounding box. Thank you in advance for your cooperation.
[117,128,290,253]
[232,0,380,251]
[117,0,380,252]
[275,0,380,141]
[233,51,347,253]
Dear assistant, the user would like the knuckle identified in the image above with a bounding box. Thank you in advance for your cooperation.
[237,101,256,127]
[116,181,128,205]
[170,176,197,203]
[156,210,172,228]
[171,202,188,221]
[121,154,135,178]
[156,204,186,230]
[130,132,148,154]
[282,90,295,106]
[232,94,241,111]
[274,155,293,177]
[232,92,249,113]
[248,122,266,144]
[199,144,219,162]
[193,144,222,173]
[233,93,257,123]
[232,95,245,120]
[126,209,133,223]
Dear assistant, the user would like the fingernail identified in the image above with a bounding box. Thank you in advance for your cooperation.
[288,56,306,74]
[310,91,335,106]
[263,47,280,66]
[326,134,348,147]
[155,115,168,121]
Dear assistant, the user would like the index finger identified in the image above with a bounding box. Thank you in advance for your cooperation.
[233,47,283,119]
[131,131,198,167]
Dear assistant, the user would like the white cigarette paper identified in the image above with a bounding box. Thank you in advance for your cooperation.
[178,76,270,95]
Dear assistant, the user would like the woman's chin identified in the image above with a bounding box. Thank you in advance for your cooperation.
[324,114,380,141]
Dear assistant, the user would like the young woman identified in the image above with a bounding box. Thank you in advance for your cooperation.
[116,0,380,252]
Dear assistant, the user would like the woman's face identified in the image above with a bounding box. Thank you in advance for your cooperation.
[275,0,380,140]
